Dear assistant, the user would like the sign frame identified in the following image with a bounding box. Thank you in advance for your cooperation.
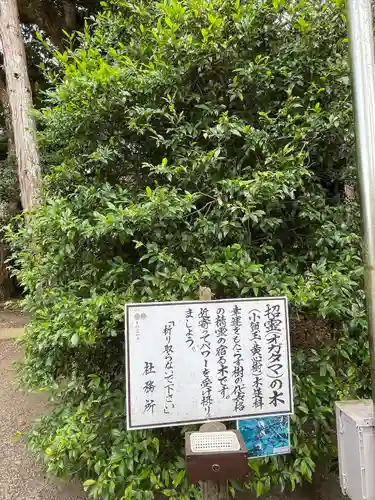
[125,297,293,431]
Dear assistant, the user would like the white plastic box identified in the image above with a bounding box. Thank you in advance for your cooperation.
[336,400,375,500]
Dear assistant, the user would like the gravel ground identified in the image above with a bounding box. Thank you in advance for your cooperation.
[0,309,29,339]
[0,339,87,500]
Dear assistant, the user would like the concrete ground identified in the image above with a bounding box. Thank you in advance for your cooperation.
[0,325,87,499]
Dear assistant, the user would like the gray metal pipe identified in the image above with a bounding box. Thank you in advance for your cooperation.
[347,0,375,400]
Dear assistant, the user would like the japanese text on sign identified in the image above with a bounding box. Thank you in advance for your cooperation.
[125,297,292,430]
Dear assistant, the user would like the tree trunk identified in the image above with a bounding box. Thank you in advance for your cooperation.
[0,0,41,210]
[344,183,356,202]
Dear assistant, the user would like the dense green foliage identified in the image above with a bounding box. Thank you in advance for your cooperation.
[7,0,369,498]
[0,102,18,224]
[0,159,18,222]
[0,130,18,299]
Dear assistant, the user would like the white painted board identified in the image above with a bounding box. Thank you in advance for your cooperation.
[125,297,293,430]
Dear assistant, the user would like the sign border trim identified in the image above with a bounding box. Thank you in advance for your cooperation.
[124,296,293,430]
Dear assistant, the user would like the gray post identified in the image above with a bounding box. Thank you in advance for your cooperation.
[199,422,229,500]
[347,0,375,400]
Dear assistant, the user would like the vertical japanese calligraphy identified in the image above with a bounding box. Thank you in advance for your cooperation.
[185,308,194,350]
[215,307,229,399]
[264,304,285,408]
[142,360,156,414]
[163,321,175,414]
[126,298,292,430]
[198,307,212,416]
[249,308,263,410]
[232,305,245,413]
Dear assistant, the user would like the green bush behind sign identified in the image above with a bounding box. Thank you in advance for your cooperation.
[6,0,370,498]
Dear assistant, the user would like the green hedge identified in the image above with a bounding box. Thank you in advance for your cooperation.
[7,0,370,498]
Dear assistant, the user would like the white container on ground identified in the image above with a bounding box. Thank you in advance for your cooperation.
[336,400,375,500]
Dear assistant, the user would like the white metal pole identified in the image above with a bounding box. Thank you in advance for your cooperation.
[347,0,375,400]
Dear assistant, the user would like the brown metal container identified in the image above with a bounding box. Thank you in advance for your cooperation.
[185,429,249,484]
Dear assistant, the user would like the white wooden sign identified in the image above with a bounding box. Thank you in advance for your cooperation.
[125,297,293,430]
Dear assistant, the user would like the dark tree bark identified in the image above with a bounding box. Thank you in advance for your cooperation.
[0,0,41,210]
[17,0,100,49]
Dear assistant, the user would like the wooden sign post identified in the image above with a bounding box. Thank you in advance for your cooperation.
[198,287,229,500]
[198,422,229,499]
[125,291,293,498]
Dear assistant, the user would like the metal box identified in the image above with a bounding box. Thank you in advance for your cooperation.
[336,400,375,500]
[185,429,248,483]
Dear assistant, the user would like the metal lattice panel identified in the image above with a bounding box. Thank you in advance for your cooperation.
[190,431,240,453]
